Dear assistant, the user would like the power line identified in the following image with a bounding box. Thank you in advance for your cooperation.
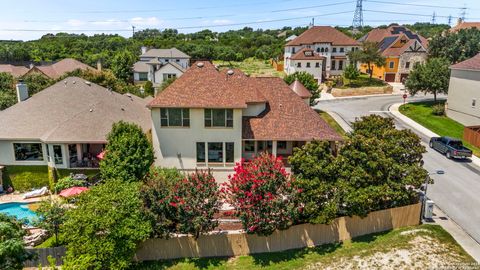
[364,0,466,9]
[0,11,354,33]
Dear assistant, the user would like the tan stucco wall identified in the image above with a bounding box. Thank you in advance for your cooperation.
[446,69,480,126]
[151,108,243,170]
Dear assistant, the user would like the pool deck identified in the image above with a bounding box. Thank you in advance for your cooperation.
[0,193,53,204]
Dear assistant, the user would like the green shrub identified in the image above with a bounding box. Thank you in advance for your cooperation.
[4,166,50,192]
[432,104,445,116]
[54,177,85,193]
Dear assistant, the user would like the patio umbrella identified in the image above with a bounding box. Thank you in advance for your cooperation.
[59,187,89,198]
[96,150,106,160]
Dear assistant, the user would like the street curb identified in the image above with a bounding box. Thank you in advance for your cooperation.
[389,102,480,168]
[317,92,403,102]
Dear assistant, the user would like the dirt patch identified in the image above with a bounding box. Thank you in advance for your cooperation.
[306,235,472,270]
[331,85,393,97]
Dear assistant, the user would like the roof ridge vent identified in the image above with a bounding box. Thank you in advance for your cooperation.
[227,69,234,75]
[84,81,91,86]
[196,62,204,68]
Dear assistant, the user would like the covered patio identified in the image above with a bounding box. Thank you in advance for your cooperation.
[67,143,105,168]
[242,140,307,166]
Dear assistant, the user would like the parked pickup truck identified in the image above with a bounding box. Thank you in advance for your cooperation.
[429,136,473,159]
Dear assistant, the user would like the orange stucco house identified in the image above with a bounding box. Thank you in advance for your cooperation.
[358,25,428,83]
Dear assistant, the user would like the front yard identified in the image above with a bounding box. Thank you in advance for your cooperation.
[132,225,476,270]
[213,58,283,77]
[338,74,387,89]
[399,101,480,156]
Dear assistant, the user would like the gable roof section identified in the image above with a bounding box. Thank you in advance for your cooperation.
[242,77,341,141]
[286,26,359,46]
[133,61,150,73]
[141,47,190,59]
[362,26,428,57]
[451,22,480,32]
[0,64,29,78]
[157,62,185,73]
[451,53,480,71]
[290,48,325,60]
[289,80,312,98]
[148,61,266,108]
[0,77,151,143]
[34,58,92,79]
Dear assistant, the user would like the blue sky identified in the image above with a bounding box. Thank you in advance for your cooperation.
[1,0,479,40]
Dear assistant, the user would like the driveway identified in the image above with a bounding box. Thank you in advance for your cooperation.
[314,95,480,244]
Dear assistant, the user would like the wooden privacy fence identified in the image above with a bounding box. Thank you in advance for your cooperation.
[464,126,480,148]
[135,203,421,261]
[24,246,66,267]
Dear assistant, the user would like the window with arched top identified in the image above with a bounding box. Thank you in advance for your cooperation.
[316,48,320,53]
[321,48,325,52]
[325,48,329,52]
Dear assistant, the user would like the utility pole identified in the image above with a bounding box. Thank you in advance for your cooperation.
[132,25,136,37]
[459,7,467,22]
[448,15,452,26]
[431,12,436,24]
[352,0,364,32]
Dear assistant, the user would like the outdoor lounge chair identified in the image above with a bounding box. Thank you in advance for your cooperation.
[23,186,48,199]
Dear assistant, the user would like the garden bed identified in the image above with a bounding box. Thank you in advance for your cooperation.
[331,85,393,97]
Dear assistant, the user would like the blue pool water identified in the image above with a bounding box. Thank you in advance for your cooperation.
[0,202,38,223]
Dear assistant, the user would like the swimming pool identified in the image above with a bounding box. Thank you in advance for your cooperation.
[0,202,38,223]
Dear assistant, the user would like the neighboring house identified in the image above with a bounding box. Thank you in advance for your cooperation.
[358,25,428,83]
[147,61,341,172]
[0,77,151,169]
[0,58,92,79]
[450,20,480,32]
[284,26,360,83]
[0,64,29,78]
[133,47,190,85]
[446,53,480,126]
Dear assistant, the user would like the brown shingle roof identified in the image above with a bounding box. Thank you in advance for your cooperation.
[451,53,480,71]
[148,61,341,141]
[451,22,480,32]
[289,80,312,98]
[242,77,341,141]
[0,64,29,78]
[35,58,92,79]
[290,48,325,60]
[0,77,151,143]
[148,61,266,108]
[286,26,359,46]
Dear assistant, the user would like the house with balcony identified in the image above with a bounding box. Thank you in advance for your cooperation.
[0,77,151,169]
[358,25,428,82]
[147,61,342,173]
[133,47,190,86]
[284,26,360,82]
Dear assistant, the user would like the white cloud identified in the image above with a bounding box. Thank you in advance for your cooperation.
[91,19,124,26]
[129,17,163,26]
[212,19,234,25]
[66,19,85,27]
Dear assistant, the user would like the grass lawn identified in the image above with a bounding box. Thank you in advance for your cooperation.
[132,225,475,270]
[213,58,284,78]
[318,111,348,139]
[339,74,387,89]
[399,101,480,156]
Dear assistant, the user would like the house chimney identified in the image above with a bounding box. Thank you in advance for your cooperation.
[16,80,29,102]
[96,59,102,72]
[141,46,148,54]
[29,63,34,69]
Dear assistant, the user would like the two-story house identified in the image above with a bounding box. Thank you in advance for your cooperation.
[358,25,428,82]
[147,61,342,174]
[284,26,360,83]
[133,47,191,86]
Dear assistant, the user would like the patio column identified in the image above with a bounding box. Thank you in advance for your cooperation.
[272,141,277,157]
[76,144,83,161]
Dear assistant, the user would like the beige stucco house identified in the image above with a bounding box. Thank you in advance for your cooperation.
[446,53,480,126]
[147,61,342,173]
[0,77,151,169]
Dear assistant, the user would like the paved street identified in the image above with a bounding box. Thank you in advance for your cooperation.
[314,95,480,244]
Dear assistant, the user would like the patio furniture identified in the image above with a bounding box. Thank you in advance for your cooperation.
[59,187,89,198]
[23,187,49,199]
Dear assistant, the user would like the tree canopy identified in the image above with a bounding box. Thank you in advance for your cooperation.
[100,121,154,182]
[405,57,450,101]
[0,214,33,270]
[428,28,480,64]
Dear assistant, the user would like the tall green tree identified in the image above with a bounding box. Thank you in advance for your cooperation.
[100,121,154,182]
[110,50,137,83]
[34,198,67,246]
[343,63,360,85]
[428,28,480,64]
[0,214,33,270]
[348,41,386,79]
[21,73,54,96]
[284,71,320,105]
[62,180,151,270]
[405,57,450,102]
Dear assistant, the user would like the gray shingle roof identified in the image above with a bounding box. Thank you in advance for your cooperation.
[141,47,190,59]
[133,61,150,73]
[0,77,151,143]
